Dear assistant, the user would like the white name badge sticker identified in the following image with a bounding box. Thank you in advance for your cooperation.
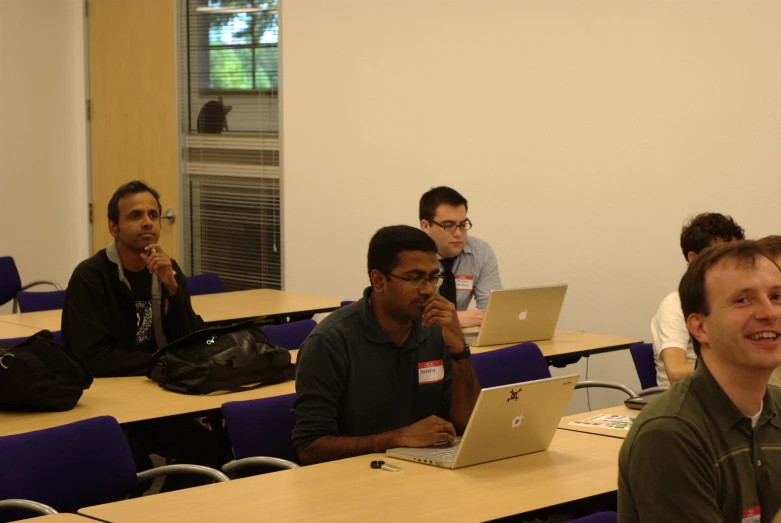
[455,275,474,291]
[418,360,444,384]
[741,506,761,523]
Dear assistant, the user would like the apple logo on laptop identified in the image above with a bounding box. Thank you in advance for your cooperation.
[511,413,524,428]
[518,309,528,321]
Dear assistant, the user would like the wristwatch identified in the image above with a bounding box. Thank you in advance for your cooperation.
[449,341,471,361]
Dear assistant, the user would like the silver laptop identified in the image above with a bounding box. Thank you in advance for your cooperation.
[465,285,568,347]
[386,374,577,469]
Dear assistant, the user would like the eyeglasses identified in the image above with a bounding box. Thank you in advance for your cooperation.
[429,218,472,234]
[386,273,444,289]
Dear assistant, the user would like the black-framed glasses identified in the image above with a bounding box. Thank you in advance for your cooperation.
[429,218,472,234]
[386,273,445,289]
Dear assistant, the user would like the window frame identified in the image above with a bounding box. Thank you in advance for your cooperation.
[194,1,279,92]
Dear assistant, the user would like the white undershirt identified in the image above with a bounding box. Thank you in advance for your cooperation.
[751,400,764,429]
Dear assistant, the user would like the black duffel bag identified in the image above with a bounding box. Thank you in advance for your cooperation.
[0,330,93,412]
[146,320,296,395]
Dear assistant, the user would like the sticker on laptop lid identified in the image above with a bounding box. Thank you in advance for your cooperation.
[418,360,444,384]
[455,275,473,291]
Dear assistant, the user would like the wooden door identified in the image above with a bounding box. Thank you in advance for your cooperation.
[87,0,180,258]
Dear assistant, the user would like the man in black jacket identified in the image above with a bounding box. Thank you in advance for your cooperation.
[63,182,202,376]
[62,180,218,493]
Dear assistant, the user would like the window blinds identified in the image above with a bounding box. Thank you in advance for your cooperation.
[179,0,281,291]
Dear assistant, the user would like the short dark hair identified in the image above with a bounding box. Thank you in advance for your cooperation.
[758,235,781,258]
[367,225,438,277]
[679,240,772,356]
[679,212,744,260]
[419,186,468,222]
[107,181,162,223]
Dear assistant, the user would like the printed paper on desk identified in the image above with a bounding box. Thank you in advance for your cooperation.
[569,414,634,431]
[455,275,474,291]
[418,360,444,384]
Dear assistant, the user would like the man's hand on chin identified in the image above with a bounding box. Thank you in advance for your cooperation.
[140,244,178,295]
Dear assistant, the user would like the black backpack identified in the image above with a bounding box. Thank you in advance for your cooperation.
[0,331,93,412]
[146,320,296,395]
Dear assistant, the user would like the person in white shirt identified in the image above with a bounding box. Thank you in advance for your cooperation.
[651,212,744,387]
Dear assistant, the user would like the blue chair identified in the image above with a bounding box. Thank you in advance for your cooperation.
[0,257,61,313]
[0,331,62,347]
[0,416,228,519]
[340,300,354,307]
[472,343,638,398]
[0,336,28,347]
[186,273,225,296]
[570,512,617,522]
[629,342,657,390]
[16,290,66,313]
[261,319,316,350]
[221,393,299,477]
[472,342,552,388]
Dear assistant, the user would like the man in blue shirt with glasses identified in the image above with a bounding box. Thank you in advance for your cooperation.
[420,186,502,327]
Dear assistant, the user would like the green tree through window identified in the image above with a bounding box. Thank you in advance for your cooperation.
[198,0,278,90]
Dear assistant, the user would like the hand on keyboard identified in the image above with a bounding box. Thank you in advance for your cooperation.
[388,415,456,448]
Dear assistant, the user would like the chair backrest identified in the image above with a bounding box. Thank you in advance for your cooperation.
[340,300,354,307]
[222,393,299,465]
[0,336,28,347]
[16,290,66,313]
[186,273,226,296]
[570,512,617,523]
[471,342,551,389]
[0,331,62,347]
[0,257,22,307]
[0,416,137,516]
[261,319,316,350]
[629,342,657,390]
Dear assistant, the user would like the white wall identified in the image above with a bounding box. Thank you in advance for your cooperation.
[281,0,781,411]
[0,0,89,312]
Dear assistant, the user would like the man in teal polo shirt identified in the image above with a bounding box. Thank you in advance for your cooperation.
[292,225,481,465]
[619,240,781,522]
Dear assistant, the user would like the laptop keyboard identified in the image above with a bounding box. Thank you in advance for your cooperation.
[431,446,459,460]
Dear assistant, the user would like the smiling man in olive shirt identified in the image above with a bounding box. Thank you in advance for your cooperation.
[619,241,781,522]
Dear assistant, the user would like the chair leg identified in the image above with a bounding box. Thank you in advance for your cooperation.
[204,412,233,466]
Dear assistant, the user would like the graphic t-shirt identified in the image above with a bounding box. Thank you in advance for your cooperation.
[123,268,153,347]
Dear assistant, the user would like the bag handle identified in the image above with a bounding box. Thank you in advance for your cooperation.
[157,366,296,395]
[160,378,272,395]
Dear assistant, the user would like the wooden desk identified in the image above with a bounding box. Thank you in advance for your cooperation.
[0,349,298,437]
[0,322,43,340]
[0,310,59,331]
[80,429,622,523]
[470,329,640,362]
[558,406,634,439]
[0,289,343,331]
[190,289,342,323]
[0,331,637,437]
[31,515,96,522]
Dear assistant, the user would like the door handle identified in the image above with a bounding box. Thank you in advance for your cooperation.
[161,208,176,224]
